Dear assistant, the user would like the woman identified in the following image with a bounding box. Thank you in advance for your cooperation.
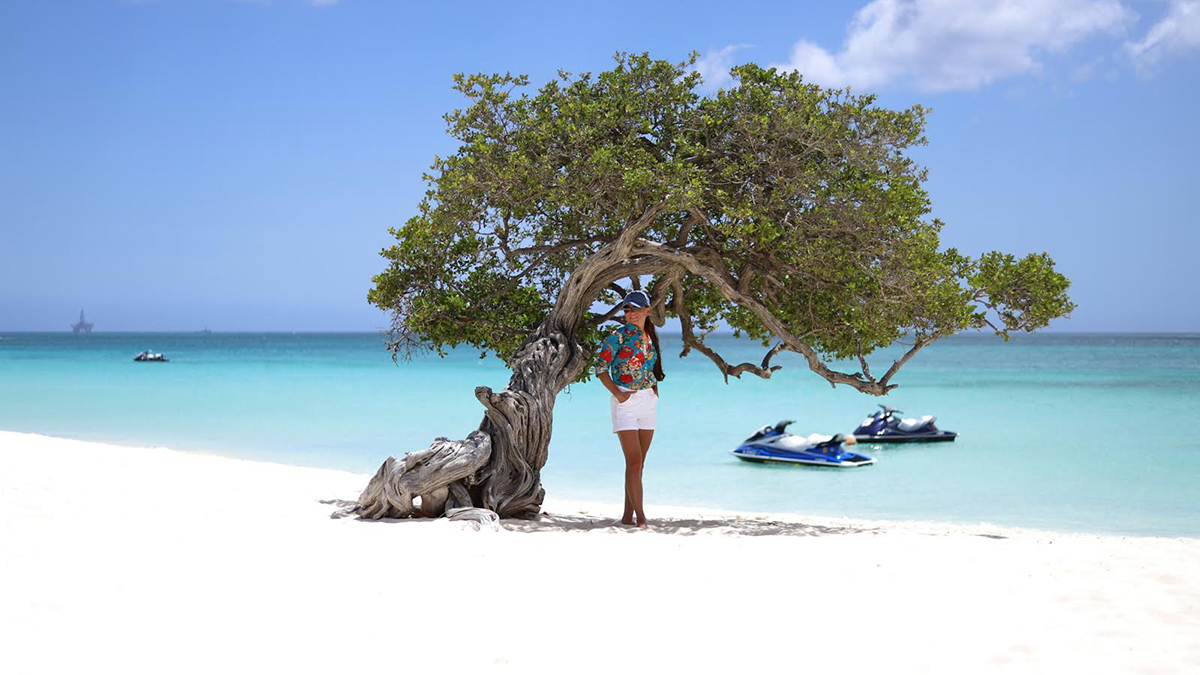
[595,290,665,528]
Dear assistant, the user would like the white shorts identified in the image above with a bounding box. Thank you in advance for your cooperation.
[611,386,657,433]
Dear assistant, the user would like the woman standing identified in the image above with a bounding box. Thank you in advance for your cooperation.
[595,290,665,528]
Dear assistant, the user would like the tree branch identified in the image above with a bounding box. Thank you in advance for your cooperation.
[671,280,784,383]
[585,304,624,329]
[647,266,684,327]
[546,202,669,335]
[638,240,896,394]
[506,236,607,257]
[878,333,939,387]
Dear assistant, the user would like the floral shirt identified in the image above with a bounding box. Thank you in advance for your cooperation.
[595,322,658,390]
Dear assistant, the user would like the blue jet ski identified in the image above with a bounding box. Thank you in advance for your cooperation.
[732,420,875,468]
[853,405,956,443]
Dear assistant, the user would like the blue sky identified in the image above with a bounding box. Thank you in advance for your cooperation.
[1,0,1197,332]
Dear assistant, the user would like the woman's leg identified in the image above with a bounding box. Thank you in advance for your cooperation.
[617,430,646,527]
[635,429,653,526]
[638,429,654,466]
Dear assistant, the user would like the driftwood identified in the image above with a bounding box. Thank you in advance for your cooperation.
[445,507,501,531]
[341,430,492,520]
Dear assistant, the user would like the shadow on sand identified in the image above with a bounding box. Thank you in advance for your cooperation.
[322,499,1009,539]
[501,511,882,537]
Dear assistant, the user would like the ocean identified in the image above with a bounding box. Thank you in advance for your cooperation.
[1,331,1197,536]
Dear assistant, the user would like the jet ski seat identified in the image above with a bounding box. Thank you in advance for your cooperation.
[769,433,835,451]
[897,415,935,432]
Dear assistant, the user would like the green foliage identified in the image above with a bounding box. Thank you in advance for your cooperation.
[968,252,1076,338]
[370,52,1074,376]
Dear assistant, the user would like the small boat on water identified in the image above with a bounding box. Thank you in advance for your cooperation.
[133,351,169,362]
[732,421,875,468]
[853,405,957,443]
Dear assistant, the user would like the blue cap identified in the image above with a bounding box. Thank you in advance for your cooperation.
[622,290,651,308]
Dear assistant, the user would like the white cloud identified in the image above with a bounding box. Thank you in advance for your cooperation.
[1127,0,1200,65]
[772,0,1134,92]
[692,45,752,91]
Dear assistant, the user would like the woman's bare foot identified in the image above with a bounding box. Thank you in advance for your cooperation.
[618,517,635,526]
[636,518,649,529]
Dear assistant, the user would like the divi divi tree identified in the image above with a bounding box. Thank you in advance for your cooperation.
[346,54,1073,521]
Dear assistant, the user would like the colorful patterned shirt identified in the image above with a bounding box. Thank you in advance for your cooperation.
[595,322,658,389]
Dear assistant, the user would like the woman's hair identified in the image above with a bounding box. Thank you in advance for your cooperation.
[643,318,666,382]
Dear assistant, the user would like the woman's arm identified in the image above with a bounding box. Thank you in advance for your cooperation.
[598,372,631,402]
[594,331,633,402]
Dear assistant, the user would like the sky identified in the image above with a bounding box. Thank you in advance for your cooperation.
[1,0,1197,332]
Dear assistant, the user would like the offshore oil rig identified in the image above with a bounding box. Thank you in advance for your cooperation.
[71,309,94,334]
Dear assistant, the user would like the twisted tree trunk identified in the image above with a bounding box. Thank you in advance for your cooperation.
[337,323,589,521]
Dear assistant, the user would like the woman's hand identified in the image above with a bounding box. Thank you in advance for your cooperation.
[615,390,633,403]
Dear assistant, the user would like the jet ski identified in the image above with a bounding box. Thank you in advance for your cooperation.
[853,405,956,443]
[732,421,875,467]
[133,350,169,362]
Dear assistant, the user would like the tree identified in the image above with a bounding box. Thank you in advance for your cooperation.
[342,53,1074,521]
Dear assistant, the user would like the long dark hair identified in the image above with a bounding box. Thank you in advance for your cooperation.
[643,319,666,382]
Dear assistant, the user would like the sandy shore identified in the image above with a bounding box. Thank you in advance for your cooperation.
[1,430,1197,674]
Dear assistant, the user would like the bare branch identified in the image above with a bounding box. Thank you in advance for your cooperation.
[672,280,784,383]
[585,304,624,329]
[761,341,787,370]
[878,333,938,387]
[854,332,875,382]
[738,265,755,297]
[546,202,670,335]
[647,266,684,327]
[638,240,896,394]
[475,234,615,308]
[438,313,531,338]
[507,236,607,257]
[687,207,724,249]
[674,209,700,247]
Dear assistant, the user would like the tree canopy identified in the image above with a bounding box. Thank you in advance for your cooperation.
[369,53,1074,395]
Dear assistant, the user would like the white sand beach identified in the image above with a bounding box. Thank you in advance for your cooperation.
[1,430,1197,674]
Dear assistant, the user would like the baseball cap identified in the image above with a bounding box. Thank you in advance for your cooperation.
[621,290,651,309]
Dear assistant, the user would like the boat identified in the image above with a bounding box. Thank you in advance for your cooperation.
[853,405,957,443]
[732,421,875,467]
[133,351,169,362]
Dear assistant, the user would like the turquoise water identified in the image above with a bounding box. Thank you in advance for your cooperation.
[1,331,1197,536]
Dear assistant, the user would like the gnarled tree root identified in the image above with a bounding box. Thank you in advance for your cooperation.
[333,430,493,520]
[445,507,501,531]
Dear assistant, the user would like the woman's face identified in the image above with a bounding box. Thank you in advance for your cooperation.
[623,305,650,325]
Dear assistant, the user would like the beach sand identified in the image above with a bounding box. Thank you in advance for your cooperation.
[2,430,1197,674]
